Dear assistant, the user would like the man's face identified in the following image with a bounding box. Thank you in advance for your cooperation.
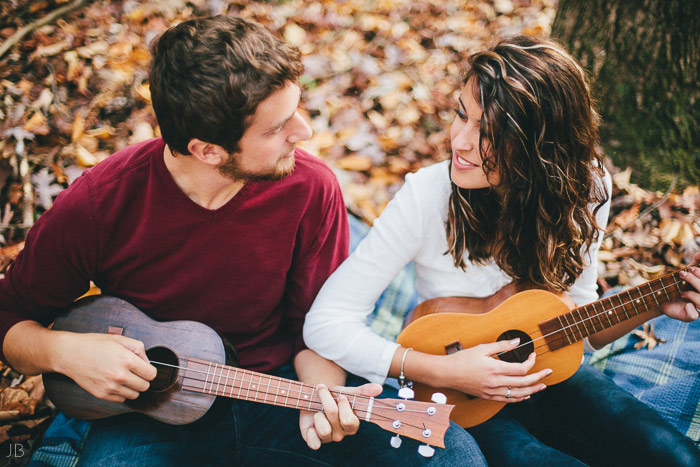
[218,81,313,181]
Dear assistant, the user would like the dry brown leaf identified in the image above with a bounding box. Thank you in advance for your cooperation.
[0,387,37,416]
[610,204,641,229]
[30,40,72,59]
[632,322,666,350]
[0,425,11,444]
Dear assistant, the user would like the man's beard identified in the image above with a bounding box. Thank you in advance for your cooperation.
[217,149,296,182]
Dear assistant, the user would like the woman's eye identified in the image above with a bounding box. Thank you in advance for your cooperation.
[454,108,467,120]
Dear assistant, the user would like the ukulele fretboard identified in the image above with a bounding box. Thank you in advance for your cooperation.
[540,267,688,350]
[181,358,373,420]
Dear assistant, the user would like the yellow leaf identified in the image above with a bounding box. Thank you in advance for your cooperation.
[86,126,115,139]
[310,130,335,151]
[336,155,373,171]
[23,112,46,133]
[71,113,85,143]
[135,83,151,103]
[75,144,98,167]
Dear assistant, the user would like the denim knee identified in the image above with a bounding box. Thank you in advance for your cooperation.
[439,422,487,467]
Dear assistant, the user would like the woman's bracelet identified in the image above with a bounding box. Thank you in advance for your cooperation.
[398,347,413,388]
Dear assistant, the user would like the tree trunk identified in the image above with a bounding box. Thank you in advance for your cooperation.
[551,0,700,189]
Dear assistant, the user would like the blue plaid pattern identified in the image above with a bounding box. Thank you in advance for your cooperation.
[586,315,700,445]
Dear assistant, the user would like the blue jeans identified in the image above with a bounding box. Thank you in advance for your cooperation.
[468,364,700,466]
[30,364,485,466]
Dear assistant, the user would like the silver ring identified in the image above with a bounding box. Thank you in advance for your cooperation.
[506,387,511,399]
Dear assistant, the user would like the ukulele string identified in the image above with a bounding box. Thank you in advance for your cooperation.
[153,359,434,432]
[493,274,683,359]
[150,360,434,417]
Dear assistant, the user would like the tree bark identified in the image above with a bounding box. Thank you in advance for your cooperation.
[551,0,700,189]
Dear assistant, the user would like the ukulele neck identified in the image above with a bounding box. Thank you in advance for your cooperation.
[540,267,687,350]
[180,358,372,418]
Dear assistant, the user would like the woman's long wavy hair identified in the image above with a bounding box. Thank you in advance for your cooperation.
[445,35,609,292]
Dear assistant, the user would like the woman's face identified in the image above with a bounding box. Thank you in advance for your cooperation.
[449,80,499,189]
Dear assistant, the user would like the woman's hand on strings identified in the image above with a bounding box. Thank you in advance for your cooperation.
[661,256,700,323]
[443,339,550,402]
[299,382,382,450]
[55,331,157,402]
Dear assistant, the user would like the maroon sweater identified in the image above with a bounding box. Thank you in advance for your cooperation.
[0,138,349,372]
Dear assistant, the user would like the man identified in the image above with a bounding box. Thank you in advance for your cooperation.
[0,15,483,465]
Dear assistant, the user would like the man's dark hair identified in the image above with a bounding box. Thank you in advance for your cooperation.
[149,15,303,155]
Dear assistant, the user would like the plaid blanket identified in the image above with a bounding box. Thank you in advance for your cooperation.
[350,214,700,447]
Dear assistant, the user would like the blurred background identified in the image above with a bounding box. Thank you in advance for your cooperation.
[0,0,698,463]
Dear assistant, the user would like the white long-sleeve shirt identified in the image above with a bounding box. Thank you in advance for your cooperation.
[304,161,612,384]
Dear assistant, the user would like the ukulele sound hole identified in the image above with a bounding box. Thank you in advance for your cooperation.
[496,330,534,363]
[145,347,178,392]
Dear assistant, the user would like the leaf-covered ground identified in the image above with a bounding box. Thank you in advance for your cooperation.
[0,0,698,462]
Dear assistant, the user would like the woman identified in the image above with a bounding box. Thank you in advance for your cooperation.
[305,36,700,465]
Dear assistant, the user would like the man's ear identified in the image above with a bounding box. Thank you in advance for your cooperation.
[187,139,227,166]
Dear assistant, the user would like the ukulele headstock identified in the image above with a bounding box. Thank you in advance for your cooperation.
[369,389,453,453]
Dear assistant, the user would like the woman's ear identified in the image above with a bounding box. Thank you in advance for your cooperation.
[187,139,227,166]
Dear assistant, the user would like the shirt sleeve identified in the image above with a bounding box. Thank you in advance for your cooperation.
[304,170,426,383]
[568,168,613,306]
[283,173,350,356]
[0,175,97,364]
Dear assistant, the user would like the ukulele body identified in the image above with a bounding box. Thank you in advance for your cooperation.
[397,289,584,428]
[44,295,225,425]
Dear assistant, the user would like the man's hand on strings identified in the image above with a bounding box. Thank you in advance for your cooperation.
[299,382,382,450]
[56,332,157,402]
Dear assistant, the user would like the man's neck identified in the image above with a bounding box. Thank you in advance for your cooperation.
[163,145,246,210]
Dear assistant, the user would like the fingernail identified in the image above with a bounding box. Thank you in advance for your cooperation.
[546,369,553,376]
[690,266,697,273]
[525,396,531,400]
[540,384,547,390]
[510,338,520,345]
[680,270,687,278]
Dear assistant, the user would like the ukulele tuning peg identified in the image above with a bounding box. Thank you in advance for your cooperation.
[398,387,415,399]
[390,434,402,448]
[431,392,447,404]
[418,444,435,458]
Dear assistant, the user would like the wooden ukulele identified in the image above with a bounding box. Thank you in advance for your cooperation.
[44,296,453,454]
[396,266,691,428]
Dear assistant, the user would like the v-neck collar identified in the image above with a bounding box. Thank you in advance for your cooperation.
[153,140,258,220]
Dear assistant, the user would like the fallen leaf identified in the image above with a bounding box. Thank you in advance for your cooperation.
[336,155,373,172]
[632,322,666,350]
